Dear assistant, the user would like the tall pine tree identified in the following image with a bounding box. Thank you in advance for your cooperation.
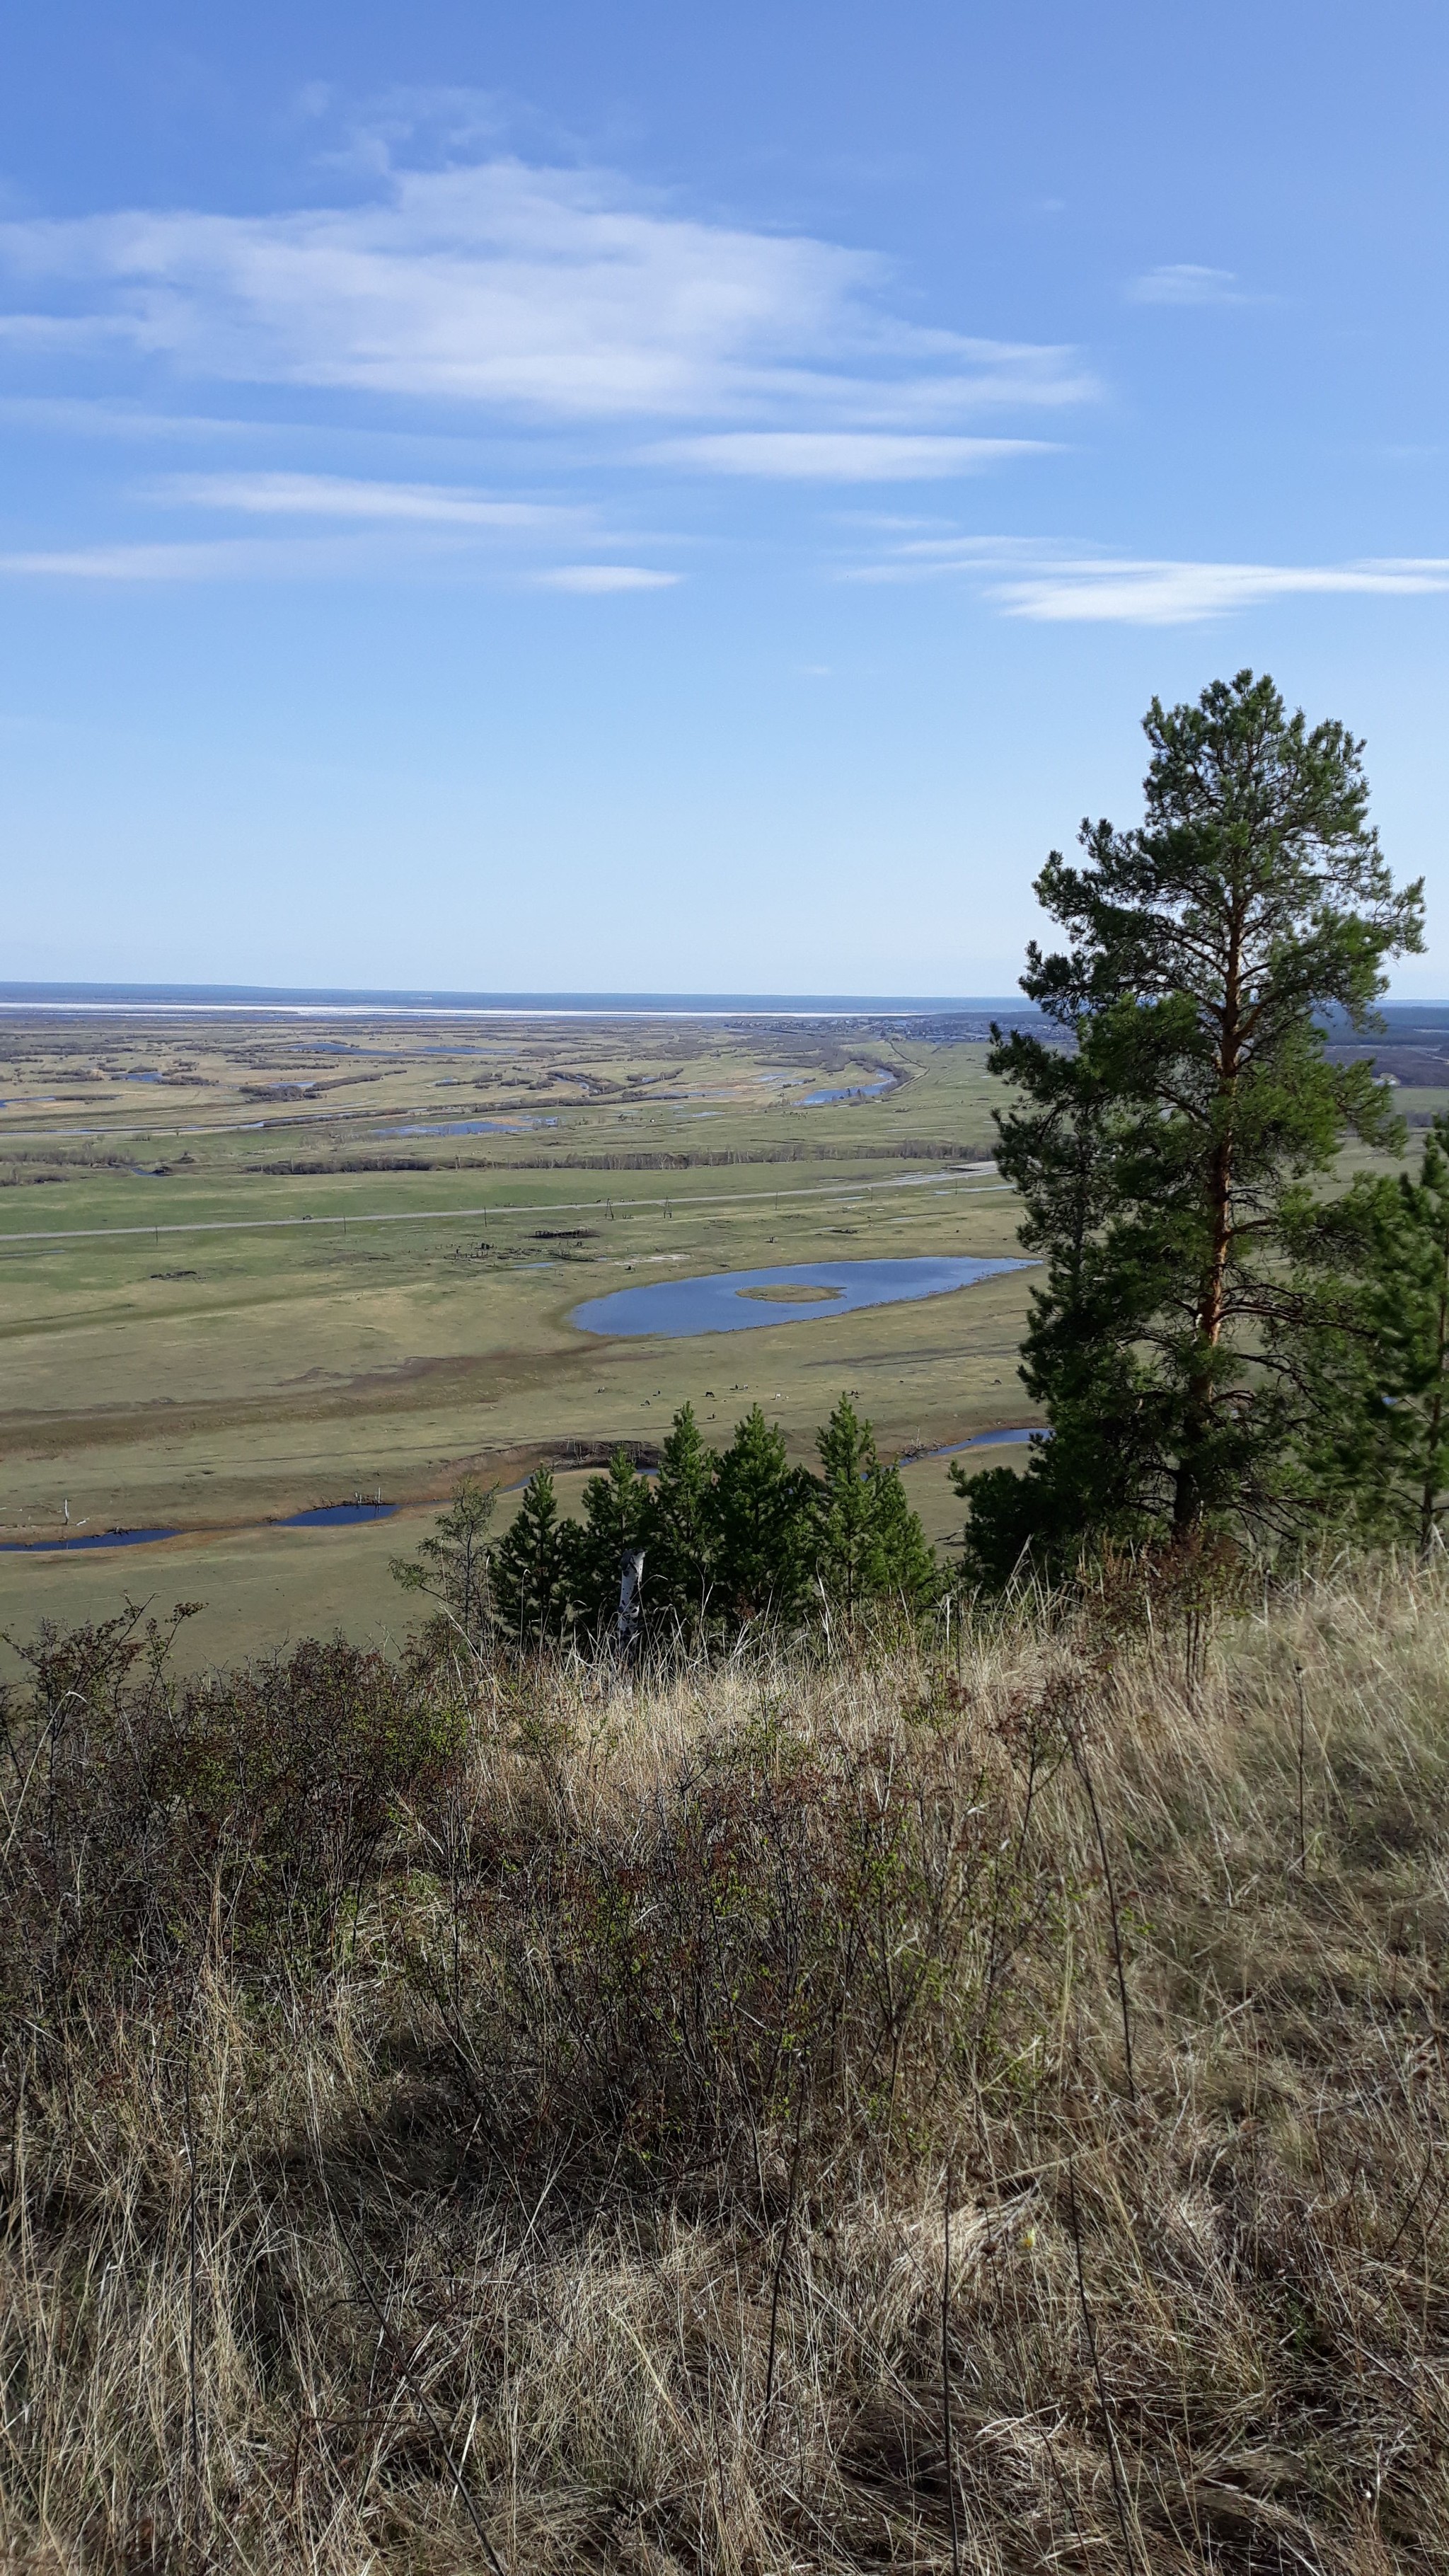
[965,670,1424,1580]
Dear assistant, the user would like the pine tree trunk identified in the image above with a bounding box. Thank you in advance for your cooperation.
[1177,924,1242,1534]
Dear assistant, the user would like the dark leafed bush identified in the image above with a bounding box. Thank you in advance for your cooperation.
[0,1608,465,2016]
[408,1708,1052,2199]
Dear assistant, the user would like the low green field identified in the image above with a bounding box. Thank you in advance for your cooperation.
[1394,1086,1449,1125]
[0,1449,992,1667]
[0,1011,1038,1657]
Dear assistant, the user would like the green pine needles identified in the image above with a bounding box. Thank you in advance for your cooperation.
[959,669,1426,1584]
[814,1393,937,1617]
[1319,1112,1449,1554]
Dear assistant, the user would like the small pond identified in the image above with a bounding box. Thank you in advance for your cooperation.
[276,1502,397,1529]
[0,1526,181,1553]
[928,1427,1045,1456]
[570,1255,1028,1340]
[374,1117,559,1138]
[800,1077,894,1105]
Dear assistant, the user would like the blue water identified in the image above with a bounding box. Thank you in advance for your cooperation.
[571,1256,1029,1340]
[801,1078,892,1105]
[0,1526,181,1553]
[930,1428,1044,1456]
[0,1504,397,1553]
[374,1117,559,1138]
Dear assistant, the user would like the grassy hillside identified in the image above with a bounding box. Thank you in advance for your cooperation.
[2,1559,1445,2571]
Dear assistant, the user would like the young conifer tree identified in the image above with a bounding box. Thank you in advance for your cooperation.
[964,670,1424,1579]
[814,1394,937,1614]
[490,1466,577,1646]
[647,1403,718,1628]
[708,1405,815,1622]
[868,1454,941,1609]
[388,1474,497,1654]
[571,1450,652,1634]
[814,1395,884,1614]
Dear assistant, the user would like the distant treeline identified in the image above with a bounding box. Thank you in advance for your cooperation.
[246,1140,993,1177]
[2,1147,139,1185]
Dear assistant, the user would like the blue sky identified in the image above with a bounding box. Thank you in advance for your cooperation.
[3,1,1446,994]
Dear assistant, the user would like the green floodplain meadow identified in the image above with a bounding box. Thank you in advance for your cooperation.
[0,1008,1431,1665]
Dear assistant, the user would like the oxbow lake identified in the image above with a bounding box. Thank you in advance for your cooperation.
[799,1077,893,1105]
[1,1503,399,1553]
[374,1117,558,1138]
[928,1428,1044,1456]
[570,1256,1029,1340]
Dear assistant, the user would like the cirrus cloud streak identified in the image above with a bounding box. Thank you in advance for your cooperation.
[534,563,679,592]
[851,536,1449,623]
[645,430,1056,480]
[1126,263,1247,307]
[159,470,572,527]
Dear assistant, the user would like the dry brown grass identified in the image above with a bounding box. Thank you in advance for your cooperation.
[2,1560,1447,2572]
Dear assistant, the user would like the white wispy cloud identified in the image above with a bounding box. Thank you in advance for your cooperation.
[160,471,570,527]
[1003,558,1449,623]
[0,394,273,442]
[0,156,1092,432]
[0,533,680,592]
[534,564,679,592]
[851,537,1449,623]
[0,538,369,580]
[645,431,1053,481]
[1126,263,1245,306]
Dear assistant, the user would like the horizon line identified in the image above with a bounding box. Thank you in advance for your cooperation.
[1,980,1444,1024]
[0,981,1039,1020]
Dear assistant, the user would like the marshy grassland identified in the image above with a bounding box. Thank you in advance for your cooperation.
[1,1002,1420,1662]
[2,1554,1445,2572]
[0,1009,1034,1660]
